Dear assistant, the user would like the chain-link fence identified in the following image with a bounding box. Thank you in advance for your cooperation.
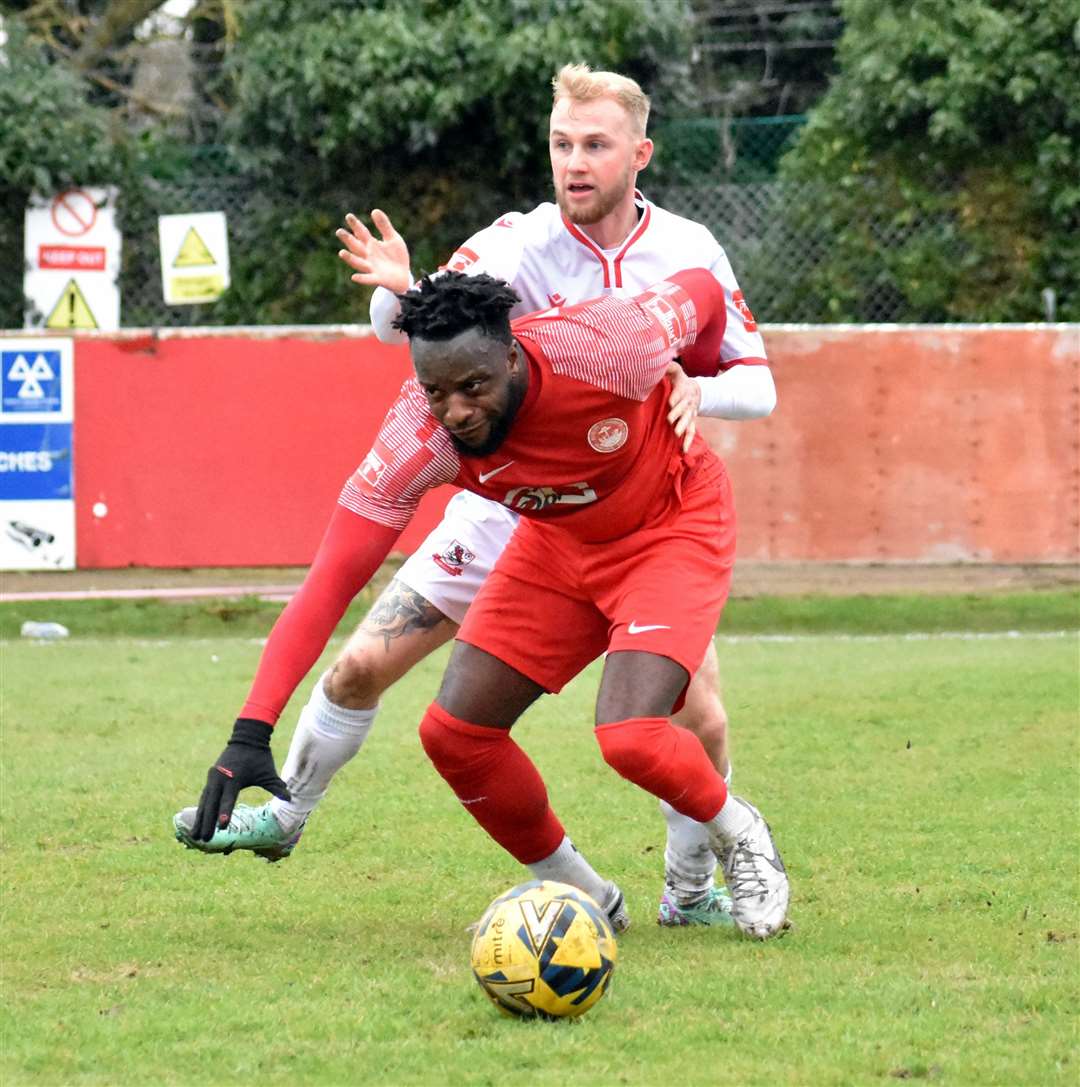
[118,182,1004,327]
[654,177,965,324]
[120,174,258,328]
[659,115,807,183]
[114,117,1054,327]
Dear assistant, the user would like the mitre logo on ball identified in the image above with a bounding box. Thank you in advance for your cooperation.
[587,417,628,453]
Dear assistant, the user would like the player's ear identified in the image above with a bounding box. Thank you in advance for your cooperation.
[634,137,654,172]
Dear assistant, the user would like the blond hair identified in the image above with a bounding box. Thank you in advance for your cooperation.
[551,63,650,136]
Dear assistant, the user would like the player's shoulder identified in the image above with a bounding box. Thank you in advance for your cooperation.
[450,205,559,280]
[489,202,566,247]
[644,198,723,250]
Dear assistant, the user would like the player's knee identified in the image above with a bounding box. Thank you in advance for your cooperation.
[418,705,453,767]
[594,717,666,784]
[418,702,500,775]
[323,646,387,709]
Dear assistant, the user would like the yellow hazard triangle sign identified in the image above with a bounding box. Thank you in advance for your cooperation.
[45,278,98,329]
[173,227,216,267]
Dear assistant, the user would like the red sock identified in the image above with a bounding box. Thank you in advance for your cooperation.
[594,716,727,822]
[418,702,565,864]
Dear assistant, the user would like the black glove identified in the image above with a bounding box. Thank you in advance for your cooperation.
[191,718,291,841]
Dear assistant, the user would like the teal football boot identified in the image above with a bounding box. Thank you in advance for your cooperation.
[657,884,735,927]
[173,802,303,863]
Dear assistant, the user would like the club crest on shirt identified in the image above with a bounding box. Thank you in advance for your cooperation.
[587,417,629,453]
[433,539,476,577]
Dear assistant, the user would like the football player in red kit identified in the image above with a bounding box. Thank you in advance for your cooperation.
[182,268,790,939]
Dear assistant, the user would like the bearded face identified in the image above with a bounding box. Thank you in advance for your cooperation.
[549,96,650,229]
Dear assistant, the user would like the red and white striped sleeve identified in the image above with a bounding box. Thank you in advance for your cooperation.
[338,379,461,529]
[514,267,724,401]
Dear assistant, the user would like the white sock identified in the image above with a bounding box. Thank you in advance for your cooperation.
[661,805,716,904]
[527,836,613,907]
[708,792,755,846]
[661,763,733,905]
[269,674,376,835]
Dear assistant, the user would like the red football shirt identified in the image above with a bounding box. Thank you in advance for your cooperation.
[340,268,726,543]
[238,267,726,723]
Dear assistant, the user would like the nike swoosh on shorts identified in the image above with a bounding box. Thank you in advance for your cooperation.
[627,622,672,634]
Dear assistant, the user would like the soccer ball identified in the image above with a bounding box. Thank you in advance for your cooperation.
[470,880,617,1020]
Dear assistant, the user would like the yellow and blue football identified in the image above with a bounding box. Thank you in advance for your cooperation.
[470,879,617,1020]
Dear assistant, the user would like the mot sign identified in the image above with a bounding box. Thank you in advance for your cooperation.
[0,336,76,569]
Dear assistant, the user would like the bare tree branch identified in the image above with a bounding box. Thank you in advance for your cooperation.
[70,0,170,75]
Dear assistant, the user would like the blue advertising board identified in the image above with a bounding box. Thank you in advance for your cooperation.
[0,337,75,569]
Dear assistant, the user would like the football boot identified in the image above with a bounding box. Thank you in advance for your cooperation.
[173,802,304,863]
[656,884,735,927]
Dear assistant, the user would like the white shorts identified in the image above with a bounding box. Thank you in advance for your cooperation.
[394,491,520,625]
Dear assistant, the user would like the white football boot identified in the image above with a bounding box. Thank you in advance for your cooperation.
[707,796,790,939]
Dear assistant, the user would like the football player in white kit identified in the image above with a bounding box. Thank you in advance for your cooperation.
[175,64,776,929]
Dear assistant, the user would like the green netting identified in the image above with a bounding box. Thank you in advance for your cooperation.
[657,116,806,182]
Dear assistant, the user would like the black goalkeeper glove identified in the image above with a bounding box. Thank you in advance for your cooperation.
[191,718,291,841]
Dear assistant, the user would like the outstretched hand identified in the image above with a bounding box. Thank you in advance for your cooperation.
[336,209,412,295]
[190,719,290,841]
[666,361,701,453]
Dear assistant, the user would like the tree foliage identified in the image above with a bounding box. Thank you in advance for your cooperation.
[226,0,689,186]
[210,0,692,323]
[773,0,1080,320]
[6,0,1072,326]
[0,14,126,323]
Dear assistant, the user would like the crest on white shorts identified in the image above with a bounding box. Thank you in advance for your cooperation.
[587,418,629,453]
[433,539,476,577]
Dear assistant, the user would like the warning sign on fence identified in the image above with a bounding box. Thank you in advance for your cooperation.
[23,187,121,332]
[159,212,230,305]
[45,279,99,330]
[173,227,216,267]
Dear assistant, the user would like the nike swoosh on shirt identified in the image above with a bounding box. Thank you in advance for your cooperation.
[627,622,672,634]
[478,462,515,483]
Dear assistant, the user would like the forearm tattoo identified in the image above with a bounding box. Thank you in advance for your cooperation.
[361,579,449,651]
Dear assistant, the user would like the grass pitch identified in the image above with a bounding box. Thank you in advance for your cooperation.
[1,591,1077,1085]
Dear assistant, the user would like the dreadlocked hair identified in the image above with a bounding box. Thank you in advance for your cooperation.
[392,272,521,344]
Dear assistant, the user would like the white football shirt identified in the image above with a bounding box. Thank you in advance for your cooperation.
[369,191,767,373]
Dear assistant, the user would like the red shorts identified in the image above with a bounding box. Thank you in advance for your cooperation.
[457,457,735,696]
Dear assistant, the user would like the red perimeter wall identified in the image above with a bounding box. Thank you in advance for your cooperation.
[60,324,1080,567]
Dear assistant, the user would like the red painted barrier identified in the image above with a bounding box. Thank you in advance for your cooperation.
[71,328,454,568]
[12,323,1079,568]
[701,325,1079,562]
